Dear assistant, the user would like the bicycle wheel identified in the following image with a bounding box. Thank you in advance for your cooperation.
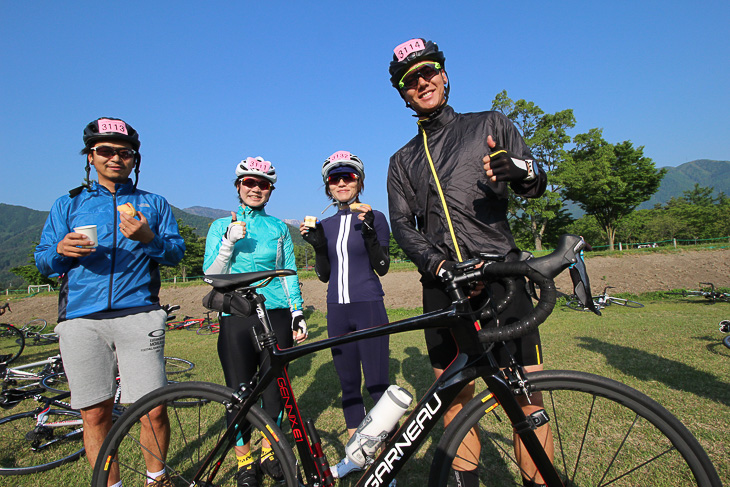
[91,381,298,486]
[41,372,69,394]
[0,324,24,364]
[564,299,590,312]
[164,356,195,375]
[22,319,47,334]
[429,370,721,486]
[0,408,85,475]
[607,297,644,308]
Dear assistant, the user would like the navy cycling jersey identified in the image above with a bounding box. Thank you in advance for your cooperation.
[320,208,390,304]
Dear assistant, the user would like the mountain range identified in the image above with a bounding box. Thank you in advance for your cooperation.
[1,159,728,288]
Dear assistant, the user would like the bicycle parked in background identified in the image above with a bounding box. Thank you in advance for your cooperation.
[668,282,730,303]
[92,235,721,487]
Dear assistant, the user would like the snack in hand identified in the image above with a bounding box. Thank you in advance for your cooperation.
[117,202,136,217]
[303,216,318,228]
[349,203,371,213]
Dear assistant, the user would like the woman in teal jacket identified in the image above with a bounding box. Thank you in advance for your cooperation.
[204,156,307,486]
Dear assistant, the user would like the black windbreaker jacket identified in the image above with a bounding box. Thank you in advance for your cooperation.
[387,104,547,283]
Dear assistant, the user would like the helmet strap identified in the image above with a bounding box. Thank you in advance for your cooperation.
[133,154,141,190]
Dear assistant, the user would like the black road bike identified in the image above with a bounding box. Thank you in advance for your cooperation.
[91,235,721,486]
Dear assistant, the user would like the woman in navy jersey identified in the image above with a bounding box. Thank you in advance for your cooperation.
[300,151,391,480]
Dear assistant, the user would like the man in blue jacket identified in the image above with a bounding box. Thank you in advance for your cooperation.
[35,117,185,486]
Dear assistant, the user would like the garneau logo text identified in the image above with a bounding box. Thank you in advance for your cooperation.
[363,393,442,486]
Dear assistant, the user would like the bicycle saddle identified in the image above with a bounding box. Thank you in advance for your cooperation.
[203,269,296,290]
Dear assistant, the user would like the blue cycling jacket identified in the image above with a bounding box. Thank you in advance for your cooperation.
[35,180,185,321]
[204,205,303,311]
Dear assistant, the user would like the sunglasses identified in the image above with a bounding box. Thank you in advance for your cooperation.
[399,61,442,90]
[327,172,359,185]
[91,146,136,161]
[239,177,273,190]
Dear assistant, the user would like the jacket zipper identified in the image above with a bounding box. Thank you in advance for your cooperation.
[109,192,117,310]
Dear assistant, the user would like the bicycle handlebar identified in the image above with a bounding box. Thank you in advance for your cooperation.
[442,234,595,344]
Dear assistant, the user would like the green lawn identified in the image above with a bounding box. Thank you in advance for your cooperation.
[2,295,728,486]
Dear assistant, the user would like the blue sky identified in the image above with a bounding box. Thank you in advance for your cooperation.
[1,1,728,225]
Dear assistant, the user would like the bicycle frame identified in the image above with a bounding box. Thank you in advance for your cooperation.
[2,354,63,387]
[192,300,563,487]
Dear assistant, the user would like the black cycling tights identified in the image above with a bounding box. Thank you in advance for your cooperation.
[217,309,293,436]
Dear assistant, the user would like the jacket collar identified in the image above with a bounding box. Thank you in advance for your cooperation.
[417,104,456,134]
[240,205,267,217]
[89,179,135,196]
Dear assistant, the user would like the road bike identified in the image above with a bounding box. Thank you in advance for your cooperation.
[565,285,644,311]
[667,282,730,303]
[91,235,722,486]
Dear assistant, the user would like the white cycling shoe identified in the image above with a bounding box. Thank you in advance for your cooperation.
[330,457,396,485]
[330,457,362,479]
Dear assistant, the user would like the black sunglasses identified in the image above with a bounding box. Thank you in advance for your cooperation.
[327,172,359,185]
[91,146,136,161]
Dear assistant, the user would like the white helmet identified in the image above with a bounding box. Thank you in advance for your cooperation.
[321,151,365,184]
[236,156,277,184]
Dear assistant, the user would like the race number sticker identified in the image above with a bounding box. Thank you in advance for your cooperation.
[393,39,425,61]
[329,151,351,162]
[97,118,128,135]
[246,157,271,172]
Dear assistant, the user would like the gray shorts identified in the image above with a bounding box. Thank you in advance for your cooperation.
[54,309,168,409]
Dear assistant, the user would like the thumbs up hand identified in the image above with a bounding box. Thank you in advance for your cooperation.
[223,212,246,245]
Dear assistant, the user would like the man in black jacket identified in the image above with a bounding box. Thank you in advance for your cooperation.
[387,38,551,487]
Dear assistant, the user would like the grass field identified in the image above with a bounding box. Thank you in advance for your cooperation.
[1,294,728,486]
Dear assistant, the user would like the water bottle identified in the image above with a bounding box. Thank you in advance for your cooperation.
[345,385,413,467]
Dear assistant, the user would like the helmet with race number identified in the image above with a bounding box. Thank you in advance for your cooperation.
[235,156,277,184]
[321,150,365,184]
[83,117,141,150]
[388,38,446,90]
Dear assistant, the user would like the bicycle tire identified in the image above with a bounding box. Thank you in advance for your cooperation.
[607,297,644,308]
[163,356,194,375]
[723,335,730,350]
[22,319,48,334]
[564,299,591,312]
[429,370,721,486]
[41,372,69,394]
[0,408,84,475]
[196,324,219,335]
[91,381,298,486]
[0,324,24,364]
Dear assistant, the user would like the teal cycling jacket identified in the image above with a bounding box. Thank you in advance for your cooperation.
[35,180,185,321]
[203,205,303,311]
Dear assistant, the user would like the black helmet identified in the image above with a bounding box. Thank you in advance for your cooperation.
[388,38,446,89]
[83,117,140,150]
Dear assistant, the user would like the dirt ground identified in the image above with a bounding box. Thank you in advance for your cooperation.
[3,249,730,325]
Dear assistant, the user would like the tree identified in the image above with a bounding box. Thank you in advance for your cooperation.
[491,91,575,250]
[558,129,666,250]
[11,243,56,288]
[160,220,205,280]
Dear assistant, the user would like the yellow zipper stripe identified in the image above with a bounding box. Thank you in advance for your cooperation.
[420,125,463,262]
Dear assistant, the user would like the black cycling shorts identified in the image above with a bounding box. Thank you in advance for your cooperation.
[422,277,543,370]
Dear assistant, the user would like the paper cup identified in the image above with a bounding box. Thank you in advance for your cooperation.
[73,225,98,248]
